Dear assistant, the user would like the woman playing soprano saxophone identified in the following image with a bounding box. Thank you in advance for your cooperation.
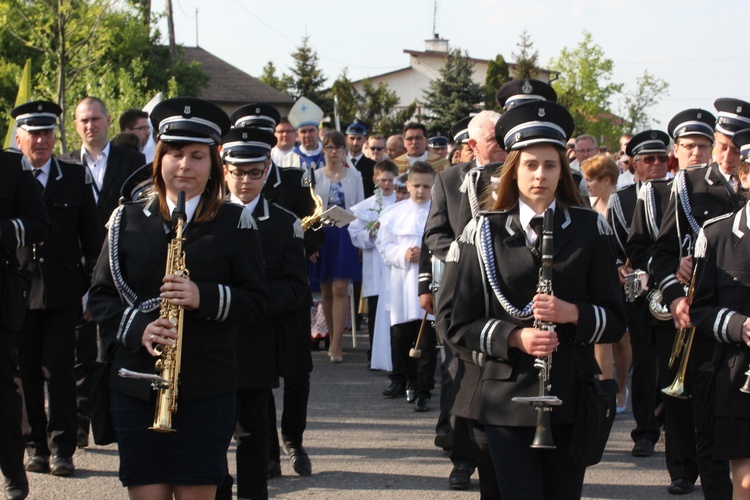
[88,98,267,499]
[690,128,750,499]
[446,101,625,498]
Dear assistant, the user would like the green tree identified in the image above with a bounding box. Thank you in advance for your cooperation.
[286,35,329,110]
[422,48,483,135]
[512,29,539,79]
[259,60,289,93]
[377,101,418,138]
[621,70,670,132]
[549,31,623,146]
[485,54,510,111]
[329,69,359,128]
[358,79,400,134]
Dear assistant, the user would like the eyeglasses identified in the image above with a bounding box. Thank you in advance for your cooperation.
[404,136,425,142]
[324,145,344,152]
[370,146,384,151]
[130,126,150,132]
[676,142,712,153]
[227,168,265,180]
[275,129,295,135]
[636,154,670,165]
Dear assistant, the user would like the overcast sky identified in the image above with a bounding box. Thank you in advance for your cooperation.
[152,0,750,131]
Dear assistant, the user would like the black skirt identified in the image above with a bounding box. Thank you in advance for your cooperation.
[110,390,236,487]
[713,416,750,461]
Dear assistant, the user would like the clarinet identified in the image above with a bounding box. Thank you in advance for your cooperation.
[512,208,562,448]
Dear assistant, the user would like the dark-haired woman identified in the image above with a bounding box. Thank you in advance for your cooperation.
[690,129,750,499]
[446,101,625,498]
[88,97,267,500]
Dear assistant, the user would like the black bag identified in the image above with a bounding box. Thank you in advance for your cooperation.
[567,377,618,467]
[0,256,31,331]
[89,345,118,446]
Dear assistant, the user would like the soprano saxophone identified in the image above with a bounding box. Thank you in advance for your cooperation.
[151,191,189,432]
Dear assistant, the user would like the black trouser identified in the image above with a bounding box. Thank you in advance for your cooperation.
[468,421,501,500]
[235,388,271,500]
[17,307,78,459]
[74,320,99,442]
[0,327,26,483]
[389,320,437,396]
[486,424,583,500]
[626,296,660,445]
[366,295,378,361]
[269,310,312,463]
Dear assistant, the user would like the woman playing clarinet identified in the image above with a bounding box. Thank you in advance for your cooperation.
[445,100,625,498]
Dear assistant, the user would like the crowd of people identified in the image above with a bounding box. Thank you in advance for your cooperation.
[1,76,750,500]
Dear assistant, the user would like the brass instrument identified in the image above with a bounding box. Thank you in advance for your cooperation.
[624,265,648,303]
[512,209,562,449]
[151,191,189,432]
[647,289,672,321]
[301,175,325,231]
[662,261,699,400]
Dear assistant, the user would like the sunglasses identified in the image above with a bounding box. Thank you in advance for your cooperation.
[370,146,384,151]
[636,154,669,165]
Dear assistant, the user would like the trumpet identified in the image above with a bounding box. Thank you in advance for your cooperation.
[512,208,562,449]
[662,260,699,399]
[624,265,648,303]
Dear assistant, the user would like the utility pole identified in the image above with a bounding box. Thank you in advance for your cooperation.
[195,7,199,47]
[166,0,177,62]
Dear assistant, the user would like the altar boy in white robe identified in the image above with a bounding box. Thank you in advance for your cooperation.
[376,161,438,412]
[348,160,399,369]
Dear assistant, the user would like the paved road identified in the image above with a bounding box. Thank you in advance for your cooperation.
[25,331,698,499]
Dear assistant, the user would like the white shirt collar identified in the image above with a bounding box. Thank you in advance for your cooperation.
[519,198,556,245]
[166,193,201,225]
[230,193,261,214]
[81,141,111,163]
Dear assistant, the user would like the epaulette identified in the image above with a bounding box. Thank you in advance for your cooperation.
[684,163,709,170]
[270,202,304,239]
[596,213,614,236]
[237,206,258,230]
[702,211,733,228]
[615,183,635,193]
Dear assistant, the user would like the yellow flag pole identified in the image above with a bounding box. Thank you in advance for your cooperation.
[3,59,31,150]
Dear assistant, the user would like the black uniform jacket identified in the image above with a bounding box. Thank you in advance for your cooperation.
[626,178,672,275]
[652,163,741,308]
[607,182,639,266]
[88,197,268,402]
[0,151,49,256]
[691,207,750,419]
[263,162,324,257]
[353,155,376,199]
[60,144,146,227]
[17,158,103,310]
[236,196,309,390]
[447,204,626,427]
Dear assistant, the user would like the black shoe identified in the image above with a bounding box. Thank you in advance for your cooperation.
[215,474,233,500]
[414,395,431,412]
[50,456,75,477]
[667,479,694,495]
[406,388,416,403]
[382,382,406,398]
[434,432,453,451]
[631,439,655,457]
[24,455,49,474]
[448,464,474,490]
[286,446,311,476]
[3,474,28,500]
[267,460,281,479]
[76,432,89,449]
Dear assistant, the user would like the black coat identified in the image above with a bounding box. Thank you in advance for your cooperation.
[60,144,146,227]
[352,155,376,198]
[607,182,640,266]
[625,178,672,274]
[236,197,310,389]
[16,158,103,309]
[652,163,741,308]
[691,207,750,419]
[0,151,49,256]
[447,205,626,426]
[88,197,268,402]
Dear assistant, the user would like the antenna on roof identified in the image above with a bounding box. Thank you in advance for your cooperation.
[432,0,438,38]
[195,7,199,47]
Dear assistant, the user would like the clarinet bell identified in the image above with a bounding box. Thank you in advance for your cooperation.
[530,407,555,449]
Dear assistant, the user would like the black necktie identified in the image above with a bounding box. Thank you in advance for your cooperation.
[351,156,358,167]
[530,217,543,252]
[32,168,44,191]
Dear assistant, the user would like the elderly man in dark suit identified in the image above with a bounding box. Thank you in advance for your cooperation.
[60,96,145,448]
[12,101,103,478]
[0,148,50,500]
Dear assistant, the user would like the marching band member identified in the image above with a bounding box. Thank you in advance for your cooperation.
[88,97,267,499]
[445,100,625,497]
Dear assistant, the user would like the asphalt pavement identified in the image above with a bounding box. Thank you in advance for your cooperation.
[24,329,699,499]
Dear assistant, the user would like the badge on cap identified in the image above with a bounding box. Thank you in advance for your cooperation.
[184,106,191,115]
[651,132,657,139]
[538,108,545,118]
[522,81,533,94]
